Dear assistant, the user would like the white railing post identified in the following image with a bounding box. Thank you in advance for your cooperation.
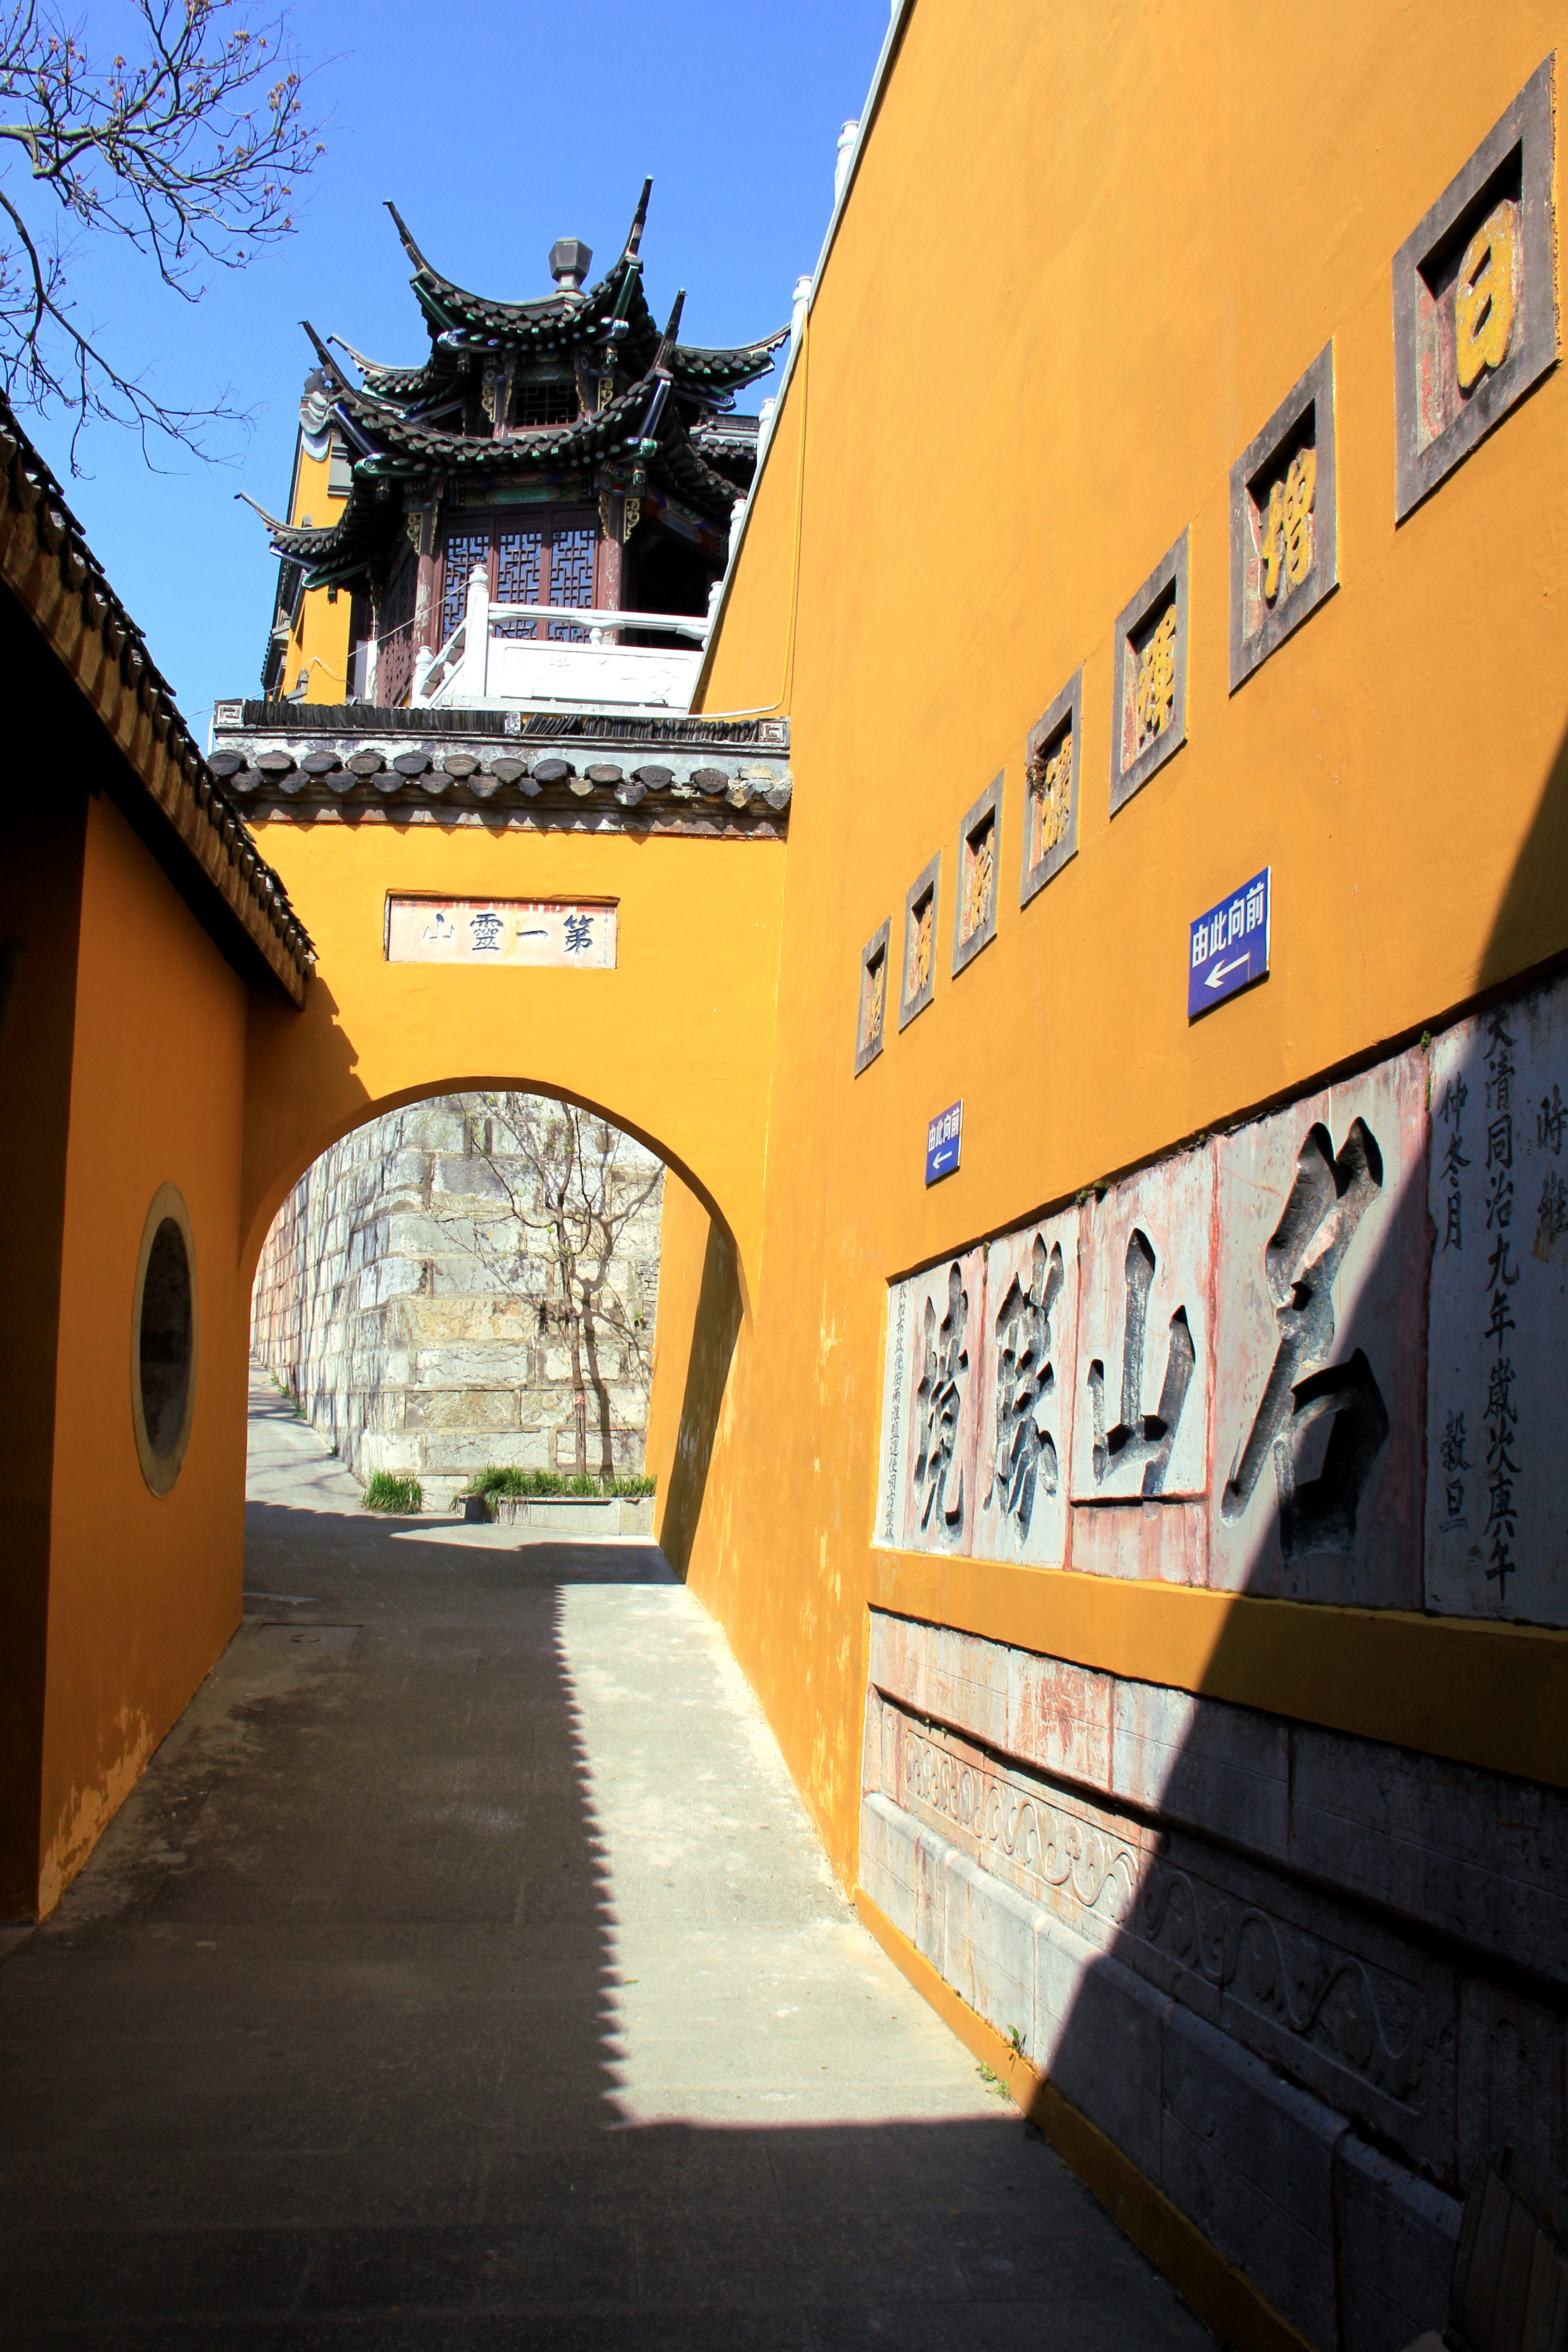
[411,643,433,701]
[457,563,490,700]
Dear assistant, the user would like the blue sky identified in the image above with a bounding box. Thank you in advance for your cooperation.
[17,0,890,734]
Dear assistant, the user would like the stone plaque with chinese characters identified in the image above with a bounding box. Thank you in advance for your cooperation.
[1393,58,1557,520]
[971,1209,1081,1568]
[1426,975,1568,1626]
[1069,1148,1213,1507]
[384,897,617,968]
[897,1250,986,1556]
[1110,532,1189,815]
[1230,345,1338,690]
[1211,1054,1428,1607]
[1020,668,1081,907]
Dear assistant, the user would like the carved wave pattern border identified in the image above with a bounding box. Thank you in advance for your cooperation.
[887,1706,1429,2118]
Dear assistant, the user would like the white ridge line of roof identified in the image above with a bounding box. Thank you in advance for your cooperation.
[693,0,917,706]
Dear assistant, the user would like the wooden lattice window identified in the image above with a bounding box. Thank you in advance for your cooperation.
[493,526,544,639]
[438,526,490,647]
[437,509,600,644]
[376,547,418,708]
[514,381,575,428]
[546,524,596,641]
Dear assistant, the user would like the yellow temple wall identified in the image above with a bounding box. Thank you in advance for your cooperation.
[652,0,1568,1888]
[281,437,351,703]
[240,819,788,1294]
[36,792,251,1914]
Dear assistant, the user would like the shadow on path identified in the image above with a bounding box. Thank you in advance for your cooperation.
[0,1378,1213,2351]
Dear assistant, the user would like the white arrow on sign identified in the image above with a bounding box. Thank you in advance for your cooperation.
[932,1146,956,1171]
[1204,952,1251,989]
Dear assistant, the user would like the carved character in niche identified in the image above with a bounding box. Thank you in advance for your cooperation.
[907,895,933,999]
[986,1233,1065,1539]
[860,952,886,1054]
[1259,447,1317,604]
[1027,730,1072,865]
[1456,200,1520,391]
[1088,1229,1196,1495]
[914,1262,969,1536]
[1221,1119,1391,1557]
[964,822,995,942]
[1133,604,1178,753]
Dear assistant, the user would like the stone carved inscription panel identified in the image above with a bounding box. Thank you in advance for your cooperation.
[1070,1152,1213,1503]
[972,1210,1081,1568]
[898,1249,986,1556]
[1211,1055,1427,1605]
[872,971,1568,1618]
[1427,976,1568,1626]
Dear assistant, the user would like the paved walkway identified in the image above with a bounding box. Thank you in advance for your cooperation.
[0,1371,1215,2348]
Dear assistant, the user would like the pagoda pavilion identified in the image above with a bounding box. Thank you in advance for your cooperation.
[248,181,787,711]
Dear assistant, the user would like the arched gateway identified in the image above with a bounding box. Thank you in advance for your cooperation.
[0,193,794,1923]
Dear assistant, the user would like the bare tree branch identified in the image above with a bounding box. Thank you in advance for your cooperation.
[459,1093,663,1479]
[0,0,324,465]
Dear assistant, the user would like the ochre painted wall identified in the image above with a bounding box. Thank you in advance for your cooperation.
[241,821,787,1293]
[38,792,252,1913]
[0,780,86,1916]
[281,439,352,703]
[654,0,1568,1885]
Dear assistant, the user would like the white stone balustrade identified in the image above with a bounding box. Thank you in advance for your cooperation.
[415,564,708,712]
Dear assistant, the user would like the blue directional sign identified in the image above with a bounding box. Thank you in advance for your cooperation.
[1188,866,1270,1019]
[926,1099,963,1186]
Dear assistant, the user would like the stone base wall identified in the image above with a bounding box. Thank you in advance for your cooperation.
[250,1098,663,1508]
[858,1608,1568,2352]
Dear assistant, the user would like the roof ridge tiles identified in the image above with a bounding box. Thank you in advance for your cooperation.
[0,398,312,999]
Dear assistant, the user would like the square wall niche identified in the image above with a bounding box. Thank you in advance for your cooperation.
[1230,343,1338,691]
[1393,54,1557,521]
[1110,529,1189,815]
[898,851,941,1031]
[952,774,1002,978]
[855,916,891,1076]
[1021,666,1082,906]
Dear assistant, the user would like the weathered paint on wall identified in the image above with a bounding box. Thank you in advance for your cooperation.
[655,0,1568,1896]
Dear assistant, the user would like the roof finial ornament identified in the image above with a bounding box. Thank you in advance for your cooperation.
[625,176,653,259]
[549,238,593,296]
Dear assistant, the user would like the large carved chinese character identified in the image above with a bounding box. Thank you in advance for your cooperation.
[1221,1120,1389,1558]
[1112,533,1189,813]
[986,1234,1064,1535]
[1455,201,1519,390]
[912,1263,970,1539]
[1087,1230,1196,1498]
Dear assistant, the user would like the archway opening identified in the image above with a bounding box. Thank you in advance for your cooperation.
[250,1088,671,1519]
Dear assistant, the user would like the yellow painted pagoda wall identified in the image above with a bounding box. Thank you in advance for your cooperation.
[645,0,1568,1889]
[279,437,351,703]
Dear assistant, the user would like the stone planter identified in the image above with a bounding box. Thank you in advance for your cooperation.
[493,1494,656,1538]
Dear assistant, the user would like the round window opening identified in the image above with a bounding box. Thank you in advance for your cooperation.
[131,1185,198,1495]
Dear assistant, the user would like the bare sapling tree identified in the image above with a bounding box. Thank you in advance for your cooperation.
[0,0,323,463]
[463,1093,664,1480]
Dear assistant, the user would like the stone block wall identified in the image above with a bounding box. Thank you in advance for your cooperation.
[857,1609,1567,2352]
[250,1096,663,1506]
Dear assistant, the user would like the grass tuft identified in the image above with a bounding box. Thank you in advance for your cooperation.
[462,1464,657,1502]
[363,1470,423,1514]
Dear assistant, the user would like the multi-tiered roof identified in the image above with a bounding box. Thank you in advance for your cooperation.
[250,181,786,603]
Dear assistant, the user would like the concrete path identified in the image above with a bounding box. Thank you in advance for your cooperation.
[0,1370,1216,2349]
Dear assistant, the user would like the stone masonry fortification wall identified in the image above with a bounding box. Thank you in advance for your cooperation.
[250,1096,663,1507]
